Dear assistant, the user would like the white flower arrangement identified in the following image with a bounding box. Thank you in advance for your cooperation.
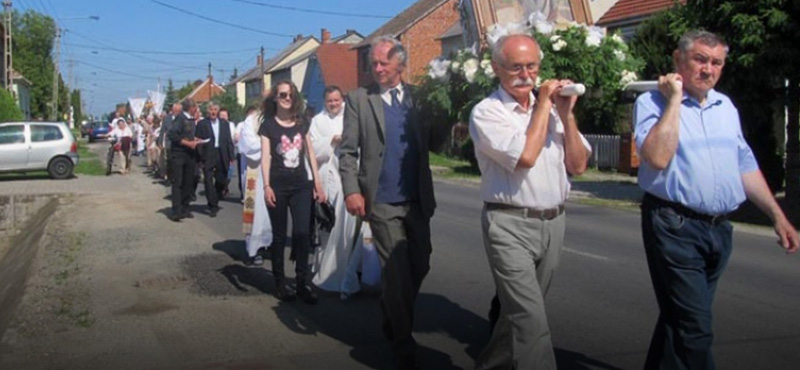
[528,11,553,35]
[428,58,451,81]
[462,58,480,83]
[614,49,626,61]
[552,39,567,51]
[486,22,529,47]
[620,69,638,86]
[484,64,495,79]
[450,61,461,73]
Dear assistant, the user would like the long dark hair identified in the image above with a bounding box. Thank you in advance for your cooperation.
[261,80,305,124]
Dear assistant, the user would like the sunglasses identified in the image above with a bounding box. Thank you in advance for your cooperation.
[277,92,292,100]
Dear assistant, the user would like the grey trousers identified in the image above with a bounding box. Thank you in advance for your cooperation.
[369,202,432,360]
[476,206,566,370]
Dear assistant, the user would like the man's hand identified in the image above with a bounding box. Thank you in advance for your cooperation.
[538,79,561,103]
[331,135,342,147]
[184,138,201,150]
[553,79,578,118]
[774,218,800,254]
[345,193,366,217]
[658,73,683,103]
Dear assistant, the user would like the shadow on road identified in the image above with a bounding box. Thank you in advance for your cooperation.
[554,348,626,370]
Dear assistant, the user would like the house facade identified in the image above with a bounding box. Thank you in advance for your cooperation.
[182,75,225,104]
[302,29,363,113]
[596,0,685,39]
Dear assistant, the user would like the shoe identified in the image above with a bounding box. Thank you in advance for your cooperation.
[180,211,193,219]
[252,255,264,266]
[297,283,318,305]
[274,280,296,302]
[209,208,218,218]
[168,213,181,222]
[396,356,421,370]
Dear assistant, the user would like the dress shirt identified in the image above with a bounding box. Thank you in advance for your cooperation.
[470,88,591,209]
[380,83,404,106]
[211,118,220,148]
[634,89,759,215]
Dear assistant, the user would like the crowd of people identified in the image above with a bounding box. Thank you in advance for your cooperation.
[97,29,799,370]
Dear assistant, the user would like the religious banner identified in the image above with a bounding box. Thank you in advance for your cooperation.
[147,90,166,116]
[128,97,147,119]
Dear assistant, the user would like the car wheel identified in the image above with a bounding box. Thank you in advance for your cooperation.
[48,157,74,180]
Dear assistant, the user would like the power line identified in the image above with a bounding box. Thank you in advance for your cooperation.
[67,30,209,71]
[74,59,159,80]
[63,42,267,56]
[150,0,294,38]
[228,0,392,19]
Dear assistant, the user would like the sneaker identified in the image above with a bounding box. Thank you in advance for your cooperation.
[253,255,264,266]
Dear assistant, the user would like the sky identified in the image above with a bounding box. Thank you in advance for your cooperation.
[10,0,420,117]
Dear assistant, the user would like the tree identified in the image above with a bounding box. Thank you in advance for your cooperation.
[71,89,83,124]
[0,89,24,122]
[164,79,177,109]
[177,80,200,101]
[211,89,245,122]
[11,10,57,120]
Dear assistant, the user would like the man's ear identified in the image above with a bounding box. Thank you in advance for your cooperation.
[672,49,681,70]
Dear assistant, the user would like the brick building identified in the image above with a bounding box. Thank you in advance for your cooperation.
[353,0,460,86]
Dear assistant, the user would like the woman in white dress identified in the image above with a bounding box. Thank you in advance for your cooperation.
[238,107,272,265]
[310,86,364,298]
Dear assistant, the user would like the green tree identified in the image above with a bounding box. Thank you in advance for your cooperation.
[211,89,245,122]
[71,89,83,123]
[11,9,57,120]
[164,79,177,109]
[0,89,24,122]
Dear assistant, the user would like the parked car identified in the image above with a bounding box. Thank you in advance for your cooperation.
[88,121,111,143]
[0,121,79,179]
[80,122,93,137]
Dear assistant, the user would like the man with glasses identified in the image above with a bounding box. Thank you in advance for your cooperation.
[469,33,590,369]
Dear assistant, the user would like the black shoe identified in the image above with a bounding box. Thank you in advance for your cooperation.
[168,213,181,222]
[274,280,296,302]
[395,356,421,370]
[208,207,218,218]
[190,194,197,202]
[180,211,193,219]
[297,283,318,305]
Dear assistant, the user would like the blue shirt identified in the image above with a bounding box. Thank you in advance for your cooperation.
[634,89,759,215]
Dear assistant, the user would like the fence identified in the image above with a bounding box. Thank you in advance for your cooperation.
[585,134,620,169]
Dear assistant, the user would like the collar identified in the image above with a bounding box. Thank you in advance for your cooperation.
[380,82,404,95]
[682,88,724,108]
[498,87,535,113]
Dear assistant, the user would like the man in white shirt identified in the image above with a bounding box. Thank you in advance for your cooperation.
[469,33,591,370]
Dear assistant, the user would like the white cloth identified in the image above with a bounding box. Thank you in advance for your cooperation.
[309,107,363,294]
[109,125,132,141]
[469,88,591,209]
[239,114,272,256]
[231,121,239,155]
[149,127,161,149]
[134,123,146,152]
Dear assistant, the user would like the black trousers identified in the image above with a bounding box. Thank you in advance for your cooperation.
[170,151,196,216]
[268,184,313,284]
[202,151,229,209]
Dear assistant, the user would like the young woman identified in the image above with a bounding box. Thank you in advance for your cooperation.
[109,118,133,174]
[259,80,326,304]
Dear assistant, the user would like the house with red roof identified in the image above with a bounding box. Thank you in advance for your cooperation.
[302,28,363,113]
[596,0,686,39]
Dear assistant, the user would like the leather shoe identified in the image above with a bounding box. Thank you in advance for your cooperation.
[168,213,181,222]
[180,211,193,219]
[208,207,218,218]
[274,280,295,302]
[297,284,318,305]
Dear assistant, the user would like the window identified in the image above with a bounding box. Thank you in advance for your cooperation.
[0,125,25,145]
[30,125,63,142]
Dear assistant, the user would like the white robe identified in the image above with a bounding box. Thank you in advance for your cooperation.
[134,123,146,152]
[238,114,273,257]
[310,107,363,294]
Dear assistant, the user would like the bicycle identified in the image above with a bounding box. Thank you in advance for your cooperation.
[106,138,119,176]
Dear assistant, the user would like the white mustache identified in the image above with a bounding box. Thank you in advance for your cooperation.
[512,77,535,87]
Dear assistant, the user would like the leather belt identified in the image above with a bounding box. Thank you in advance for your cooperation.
[485,202,565,220]
[643,193,729,225]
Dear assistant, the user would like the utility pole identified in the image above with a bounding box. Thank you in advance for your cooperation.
[259,46,265,94]
[207,62,211,101]
[3,0,12,91]
[52,27,61,121]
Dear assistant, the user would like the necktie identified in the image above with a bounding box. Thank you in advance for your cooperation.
[390,88,400,108]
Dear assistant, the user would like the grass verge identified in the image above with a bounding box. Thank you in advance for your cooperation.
[74,142,106,176]
[429,152,481,180]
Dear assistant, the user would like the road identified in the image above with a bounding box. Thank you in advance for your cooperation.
[1,143,798,370]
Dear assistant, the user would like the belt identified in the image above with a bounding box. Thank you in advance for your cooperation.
[485,202,565,220]
[643,193,728,225]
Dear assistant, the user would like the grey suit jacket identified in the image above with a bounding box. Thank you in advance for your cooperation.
[339,83,436,219]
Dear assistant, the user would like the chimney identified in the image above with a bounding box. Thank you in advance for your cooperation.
[294,34,303,42]
[257,54,263,66]
[321,28,331,43]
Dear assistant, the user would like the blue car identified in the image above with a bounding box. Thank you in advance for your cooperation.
[88,121,111,143]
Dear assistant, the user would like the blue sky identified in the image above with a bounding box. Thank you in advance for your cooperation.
[12,0,418,117]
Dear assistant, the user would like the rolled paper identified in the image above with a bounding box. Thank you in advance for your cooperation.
[559,83,586,97]
[623,80,683,92]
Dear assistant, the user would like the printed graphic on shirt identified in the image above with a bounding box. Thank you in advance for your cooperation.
[278,133,303,168]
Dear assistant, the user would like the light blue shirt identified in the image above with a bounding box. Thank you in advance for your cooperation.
[634,89,759,215]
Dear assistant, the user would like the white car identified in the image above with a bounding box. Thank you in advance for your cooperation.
[0,121,79,179]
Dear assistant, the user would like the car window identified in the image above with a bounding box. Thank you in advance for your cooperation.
[30,125,63,142]
[0,125,26,145]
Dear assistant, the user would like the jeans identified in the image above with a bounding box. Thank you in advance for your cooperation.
[268,183,313,284]
[641,195,733,370]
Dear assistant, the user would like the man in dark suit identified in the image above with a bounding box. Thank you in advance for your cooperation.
[167,99,201,222]
[195,103,235,217]
[339,36,438,370]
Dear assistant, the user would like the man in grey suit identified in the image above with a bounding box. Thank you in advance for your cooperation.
[339,36,437,370]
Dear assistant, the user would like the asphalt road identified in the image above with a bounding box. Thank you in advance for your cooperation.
[195,177,800,370]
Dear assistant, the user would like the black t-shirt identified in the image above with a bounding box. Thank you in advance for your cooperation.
[258,116,311,188]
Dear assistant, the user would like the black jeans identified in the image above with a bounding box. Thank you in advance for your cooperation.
[202,151,228,209]
[268,184,313,284]
[641,194,733,370]
[170,151,196,216]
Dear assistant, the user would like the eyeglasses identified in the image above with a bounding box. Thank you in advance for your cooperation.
[277,92,292,100]
[500,62,540,74]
